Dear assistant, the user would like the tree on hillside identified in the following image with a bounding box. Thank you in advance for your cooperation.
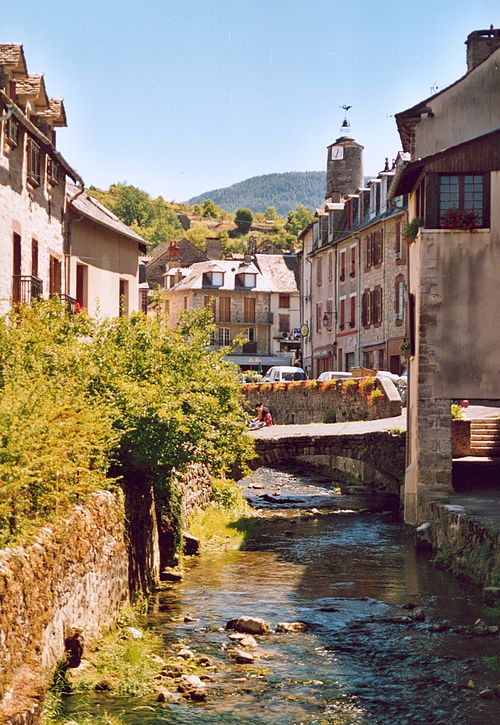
[286,204,315,236]
[264,206,281,222]
[234,208,253,235]
[187,222,210,250]
[202,199,220,218]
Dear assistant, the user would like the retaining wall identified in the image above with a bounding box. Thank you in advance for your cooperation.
[243,376,402,425]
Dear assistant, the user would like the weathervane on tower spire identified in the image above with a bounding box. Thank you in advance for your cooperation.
[339,104,352,136]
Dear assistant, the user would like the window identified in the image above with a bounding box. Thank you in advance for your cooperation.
[27,138,41,186]
[140,289,148,313]
[439,174,484,226]
[365,230,383,268]
[316,303,322,334]
[339,297,345,330]
[395,221,403,260]
[6,116,19,146]
[49,255,62,295]
[325,298,333,331]
[204,296,215,315]
[395,276,405,323]
[349,294,356,328]
[279,313,290,333]
[316,258,323,287]
[76,264,88,308]
[218,327,230,346]
[339,251,346,281]
[183,296,188,310]
[31,239,39,278]
[47,157,59,185]
[350,245,356,278]
[361,289,371,327]
[244,297,255,323]
[279,294,290,308]
[244,327,256,342]
[203,271,224,287]
[219,296,231,322]
[119,279,129,316]
[240,273,256,288]
[328,252,333,282]
[371,286,382,326]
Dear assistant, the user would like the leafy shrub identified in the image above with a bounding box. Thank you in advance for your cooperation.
[0,300,254,548]
[211,477,246,510]
[369,388,384,405]
[451,403,464,420]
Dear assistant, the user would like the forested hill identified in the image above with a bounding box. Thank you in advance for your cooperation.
[188,171,326,216]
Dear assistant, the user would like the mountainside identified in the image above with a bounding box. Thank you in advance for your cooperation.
[188,171,326,216]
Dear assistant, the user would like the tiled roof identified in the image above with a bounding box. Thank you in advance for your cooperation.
[67,184,147,248]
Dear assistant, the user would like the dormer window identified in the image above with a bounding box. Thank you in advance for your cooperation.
[240,273,256,288]
[203,271,224,287]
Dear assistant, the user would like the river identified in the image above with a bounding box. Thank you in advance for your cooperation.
[60,466,499,724]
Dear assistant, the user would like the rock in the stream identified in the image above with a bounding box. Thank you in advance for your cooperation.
[156,686,177,702]
[239,634,258,648]
[178,674,206,700]
[226,616,271,634]
[409,608,425,622]
[276,621,308,633]
[479,689,494,699]
[176,647,195,660]
[161,567,184,582]
[183,533,200,556]
[232,648,255,664]
[125,626,143,640]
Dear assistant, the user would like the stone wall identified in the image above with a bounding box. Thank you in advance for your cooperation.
[0,491,129,722]
[420,491,500,587]
[173,462,212,520]
[243,377,401,425]
[451,419,471,457]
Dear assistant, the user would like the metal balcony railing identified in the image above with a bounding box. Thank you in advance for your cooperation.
[60,294,78,314]
[12,275,43,305]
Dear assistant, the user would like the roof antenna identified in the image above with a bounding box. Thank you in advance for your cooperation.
[339,104,352,136]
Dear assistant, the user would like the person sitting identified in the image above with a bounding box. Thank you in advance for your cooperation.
[255,402,273,426]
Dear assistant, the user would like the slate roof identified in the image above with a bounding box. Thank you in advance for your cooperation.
[37,98,67,127]
[0,44,27,72]
[169,253,299,293]
[67,184,147,250]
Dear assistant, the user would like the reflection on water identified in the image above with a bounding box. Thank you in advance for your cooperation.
[61,467,500,724]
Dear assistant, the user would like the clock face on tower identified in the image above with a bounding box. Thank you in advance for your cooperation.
[332,146,344,160]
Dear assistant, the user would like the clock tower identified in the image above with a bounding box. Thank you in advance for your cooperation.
[326,136,364,202]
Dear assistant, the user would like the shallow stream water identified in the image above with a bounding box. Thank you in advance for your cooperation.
[61,467,499,724]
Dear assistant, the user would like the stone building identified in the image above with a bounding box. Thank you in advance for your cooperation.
[0,44,146,318]
[390,28,500,522]
[159,253,301,370]
[0,44,82,315]
[299,132,408,378]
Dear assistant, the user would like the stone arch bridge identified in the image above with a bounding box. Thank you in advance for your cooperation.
[249,428,406,495]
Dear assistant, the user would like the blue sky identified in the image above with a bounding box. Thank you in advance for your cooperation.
[2,0,498,203]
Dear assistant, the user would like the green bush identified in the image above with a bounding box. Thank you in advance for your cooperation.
[0,299,255,548]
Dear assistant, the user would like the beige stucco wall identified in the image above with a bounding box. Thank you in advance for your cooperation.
[70,218,141,317]
[413,48,500,157]
[419,171,500,399]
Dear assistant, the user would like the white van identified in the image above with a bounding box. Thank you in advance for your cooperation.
[262,366,307,383]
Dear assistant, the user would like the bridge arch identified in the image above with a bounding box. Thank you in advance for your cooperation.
[251,431,406,495]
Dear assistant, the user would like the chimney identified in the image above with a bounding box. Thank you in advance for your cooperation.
[466,27,500,72]
[166,240,181,270]
[326,137,364,202]
[205,237,222,260]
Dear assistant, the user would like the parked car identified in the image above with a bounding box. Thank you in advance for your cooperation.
[317,371,352,381]
[261,366,307,383]
[376,370,401,384]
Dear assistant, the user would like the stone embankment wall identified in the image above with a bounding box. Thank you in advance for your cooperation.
[0,491,129,723]
[0,464,213,724]
[451,419,471,457]
[419,491,500,587]
[243,377,402,425]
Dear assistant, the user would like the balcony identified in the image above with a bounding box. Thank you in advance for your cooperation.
[216,314,273,325]
[12,275,43,305]
[242,341,258,354]
[60,294,78,313]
